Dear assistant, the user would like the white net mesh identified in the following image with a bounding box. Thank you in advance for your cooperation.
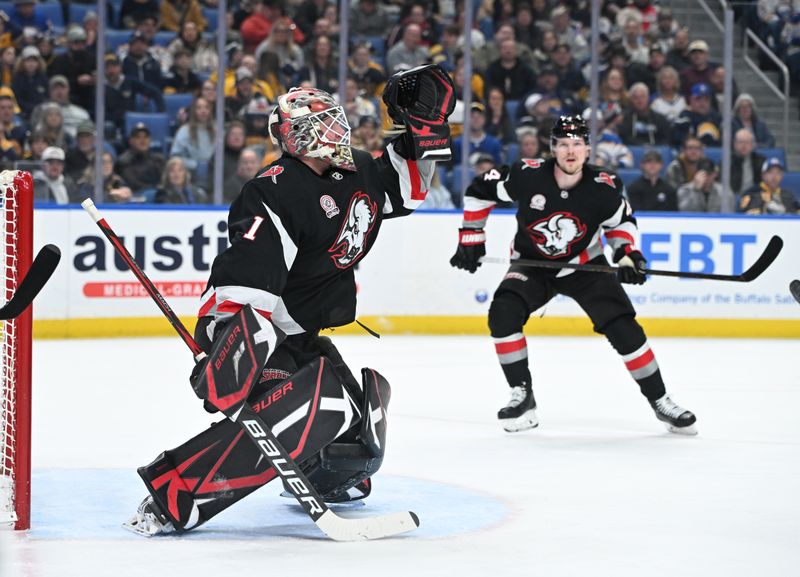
[0,173,18,526]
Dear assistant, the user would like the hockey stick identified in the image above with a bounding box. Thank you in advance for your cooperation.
[790,280,800,305]
[0,244,60,321]
[480,235,783,282]
[81,199,419,541]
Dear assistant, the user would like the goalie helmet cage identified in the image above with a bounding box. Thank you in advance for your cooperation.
[0,171,32,531]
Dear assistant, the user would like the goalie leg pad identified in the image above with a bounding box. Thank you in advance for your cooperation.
[137,356,361,532]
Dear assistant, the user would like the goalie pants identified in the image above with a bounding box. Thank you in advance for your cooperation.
[487,261,667,401]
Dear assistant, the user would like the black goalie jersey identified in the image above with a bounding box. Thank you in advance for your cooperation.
[463,157,638,274]
[199,143,434,332]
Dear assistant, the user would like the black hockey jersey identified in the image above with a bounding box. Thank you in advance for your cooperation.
[462,158,638,275]
[199,144,435,332]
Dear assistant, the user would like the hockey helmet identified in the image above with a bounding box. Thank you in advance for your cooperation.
[550,115,590,147]
[268,87,355,171]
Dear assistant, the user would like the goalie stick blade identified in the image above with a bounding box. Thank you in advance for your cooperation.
[316,510,420,541]
[790,280,800,304]
[0,244,61,320]
[739,235,783,282]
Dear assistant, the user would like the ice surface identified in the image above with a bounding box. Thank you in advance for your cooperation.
[1,335,798,577]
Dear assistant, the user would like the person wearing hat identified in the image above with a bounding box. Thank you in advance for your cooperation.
[32,146,79,204]
[64,120,96,180]
[224,66,258,119]
[679,39,719,99]
[123,30,164,90]
[103,51,165,136]
[11,44,47,119]
[9,0,47,33]
[47,25,95,111]
[672,82,722,148]
[732,93,775,149]
[740,158,799,215]
[451,102,503,169]
[37,73,91,138]
[115,122,166,197]
[627,149,678,211]
[677,157,735,212]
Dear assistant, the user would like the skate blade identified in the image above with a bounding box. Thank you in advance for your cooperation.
[501,409,539,433]
[664,422,698,436]
[122,513,174,538]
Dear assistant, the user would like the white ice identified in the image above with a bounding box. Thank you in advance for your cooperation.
[1,334,798,577]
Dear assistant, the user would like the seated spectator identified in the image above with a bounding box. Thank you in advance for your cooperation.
[219,120,247,182]
[551,5,589,64]
[167,21,218,75]
[350,115,383,156]
[0,46,15,89]
[487,38,537,101]
[708,66,739,113]
[650,65,686,123]
[589,104,634,169]
[241,97,272,152]
[123,31,165,90]
[628,45,668,95]
[170,96,215,189]
[485,87,516,145]
[24,130,51,161]
[451,102,503,167]
[338,77,377,129]
[65,121,97,181]
[163,48,202,94]
[33,102,73,150]
[0,93,25,160]
[666,135,705,189]
[732,93,776,149]
[620,14,649,64]
[618,83,671,146]
[155,156,208,204]
[118,15,173,74]
[297,35,339,96]
[104,53,165,137]
[672,82,722,147]
[160,0,206,33]
[430,24,460,73]
[12,45,48,120]
[653,8,679,53]
[739,157,799,214]
[348,0,391,38]
[513,4,539,51]
[8,0,47,33]
[599,67,630,110]
[517,128,540,159]
[33,146,78,204]
[677,158,735,212]
[731,128,765,197]
[531,29,558,74]
[222,147,261,204]
[666,27,691,72]
[348,42,386,99]
[34,75,91,139]
[473,24,535,74]
[47,26,95,112]
[254,17,304,84]
[550,42,587,98]
[116,122,166,196]
[78,151,134,204]
[385,24,429,75]
[626,149,678,211]
[679,40,717,98]
[120,0,159,30]
[523,64,578,117]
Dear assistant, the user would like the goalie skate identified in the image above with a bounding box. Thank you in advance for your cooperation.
[650,394,697,435]
[123,496,175,537]
[498,386,538,433]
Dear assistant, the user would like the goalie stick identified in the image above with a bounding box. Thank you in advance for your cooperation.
[80,199,419,541]
[0,244,60,320]
[791,280,800,305]
[481,235,783,282]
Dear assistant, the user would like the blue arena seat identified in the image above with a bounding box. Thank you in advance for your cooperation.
[505,143,520,164]
[703,147,722,167]
[154,31,177,47]
[164,93,194,130]
[202,7,219,30]
[616,168,641,189]
[68,3,95,26]
[124,112,170,153]
[106,29,130,52]
[779,171,800,202]
[629,145,674,169]
[756,147,787,170]
[351,36,385,61]
[36,1,64,28]
[505,100,520,121]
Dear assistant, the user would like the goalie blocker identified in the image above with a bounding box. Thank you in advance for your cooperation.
[137,355,392,532]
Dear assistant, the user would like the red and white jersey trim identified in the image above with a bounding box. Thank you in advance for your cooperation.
[493,332,528,364]
[555,230,603,278]
[463,196,496,229]
[601,200,639,252]
[384,142,435,212]
[621,341,659,379]
[204,285,279,322]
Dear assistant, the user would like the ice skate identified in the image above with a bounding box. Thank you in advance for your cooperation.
[123,496,175,537]
[498,386,538,432]
[650,394,697,435]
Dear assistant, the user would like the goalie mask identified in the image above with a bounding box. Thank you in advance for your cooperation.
[268,87,355,171]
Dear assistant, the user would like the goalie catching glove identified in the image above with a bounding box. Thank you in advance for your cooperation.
[382,63,455,161]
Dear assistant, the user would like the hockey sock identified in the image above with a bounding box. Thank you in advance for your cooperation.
[602,316,666,401]
[489,292,532,389]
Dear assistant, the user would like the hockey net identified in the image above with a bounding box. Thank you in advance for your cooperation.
[0,171,33,530]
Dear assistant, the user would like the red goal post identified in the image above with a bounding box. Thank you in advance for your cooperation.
[0,170,33,531]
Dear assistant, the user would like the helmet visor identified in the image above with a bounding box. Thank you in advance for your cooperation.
[309,106,351,146]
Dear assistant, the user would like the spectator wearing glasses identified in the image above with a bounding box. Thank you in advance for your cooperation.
[666,135,705,189]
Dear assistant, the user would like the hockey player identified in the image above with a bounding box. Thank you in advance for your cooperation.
[449,115,697,435]
[124,65,455,536]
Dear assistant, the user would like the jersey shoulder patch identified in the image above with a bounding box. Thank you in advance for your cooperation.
[519,158,545,171]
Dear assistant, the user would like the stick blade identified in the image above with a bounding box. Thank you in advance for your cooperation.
[790,280,800,305]
[316,510,420,541]
[739,235,782,282]
[0,244,61,320]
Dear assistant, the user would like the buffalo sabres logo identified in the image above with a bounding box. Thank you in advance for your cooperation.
[521,158,543,170]
[328,192,377,269]
[320,195,340,218]
[260,165,284,184]
[527,211,587,258]
[594,172,615,188]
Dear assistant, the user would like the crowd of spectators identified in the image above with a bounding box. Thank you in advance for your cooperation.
[0,0,795,215]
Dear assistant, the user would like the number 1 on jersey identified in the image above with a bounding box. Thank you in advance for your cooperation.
[243,216,265,241]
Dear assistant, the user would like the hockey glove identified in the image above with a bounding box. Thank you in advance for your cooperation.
[613,247,647,285]
[450,228,486,273]
[382,63,455,161]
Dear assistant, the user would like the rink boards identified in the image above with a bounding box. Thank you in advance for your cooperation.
[28,205,800,338]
